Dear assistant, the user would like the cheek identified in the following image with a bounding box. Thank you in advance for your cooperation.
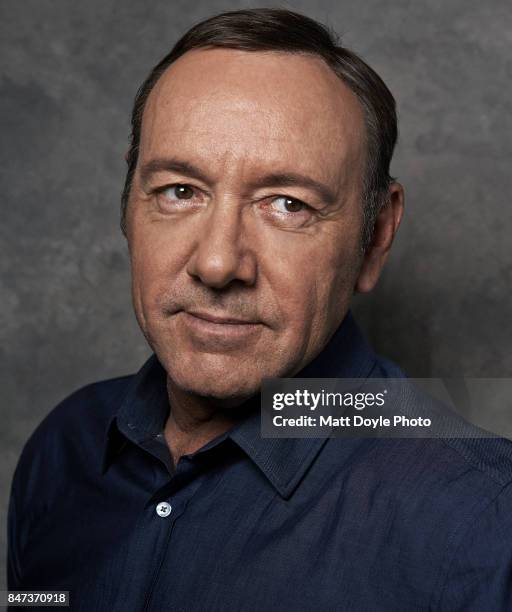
[129,220,187,292]
[321,237,363,320]
[263,222,362,340]
[128,231,179,337]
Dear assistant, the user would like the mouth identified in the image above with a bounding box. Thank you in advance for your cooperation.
[186,310,260,325]
[177,309,263,348]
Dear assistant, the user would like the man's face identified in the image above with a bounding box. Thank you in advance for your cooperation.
[126,48,368,401]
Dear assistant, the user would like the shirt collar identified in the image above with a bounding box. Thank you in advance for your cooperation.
[101,354,169,473]
[101,310,377,498]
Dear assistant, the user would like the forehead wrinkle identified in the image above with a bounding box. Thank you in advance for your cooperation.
[141,115,353,188]
[144,49,362,141]
[140,129,354,204]
[147,86,356,148]
[140,49,365,197]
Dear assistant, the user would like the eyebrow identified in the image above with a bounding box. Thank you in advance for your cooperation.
[247,172,337,206]
[139,157,338,205]
[139,158,211,188]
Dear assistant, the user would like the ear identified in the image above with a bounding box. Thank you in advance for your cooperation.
[355,182,404,293]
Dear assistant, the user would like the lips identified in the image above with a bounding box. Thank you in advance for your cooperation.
[177,309,263,350]
[186,310,259,325]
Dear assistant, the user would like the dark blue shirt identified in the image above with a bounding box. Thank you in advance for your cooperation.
[7,312,512,610]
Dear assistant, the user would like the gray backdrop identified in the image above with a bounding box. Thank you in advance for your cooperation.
[1,0,511,589]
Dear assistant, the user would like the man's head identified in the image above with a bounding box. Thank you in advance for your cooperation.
[122,9,404,403]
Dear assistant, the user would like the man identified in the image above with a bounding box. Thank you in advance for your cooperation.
[7,8,512,611]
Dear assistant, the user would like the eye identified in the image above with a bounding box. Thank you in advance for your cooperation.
[160,184,195,201]
[155,183,204,212]
[270,196,308,214]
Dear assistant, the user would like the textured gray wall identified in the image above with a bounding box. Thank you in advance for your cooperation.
[2,0,511,588]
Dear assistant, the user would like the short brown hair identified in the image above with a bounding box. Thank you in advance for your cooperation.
[121,8,397,249]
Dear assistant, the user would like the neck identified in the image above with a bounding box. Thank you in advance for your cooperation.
[163,377,254,468]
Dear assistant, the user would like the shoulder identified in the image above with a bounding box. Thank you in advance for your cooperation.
[367,352,512,487]
[324,350,512,558]
[365,424,512,493]
[325,435,512,513]
[10,373,136,494]
[7,372,139,588]
[29,373,133,444]
[429,449,512,610]
[324,433,512,607]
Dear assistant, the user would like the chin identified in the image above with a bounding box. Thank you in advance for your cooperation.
[165,352,264,401]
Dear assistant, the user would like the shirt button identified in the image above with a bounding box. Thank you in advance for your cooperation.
[156,501,172,517]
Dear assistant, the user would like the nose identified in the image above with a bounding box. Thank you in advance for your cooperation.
[186,199,257,289]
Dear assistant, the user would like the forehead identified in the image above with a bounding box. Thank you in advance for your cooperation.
[140,48,366,183]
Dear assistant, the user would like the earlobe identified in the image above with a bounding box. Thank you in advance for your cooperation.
[355,182,404,294]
